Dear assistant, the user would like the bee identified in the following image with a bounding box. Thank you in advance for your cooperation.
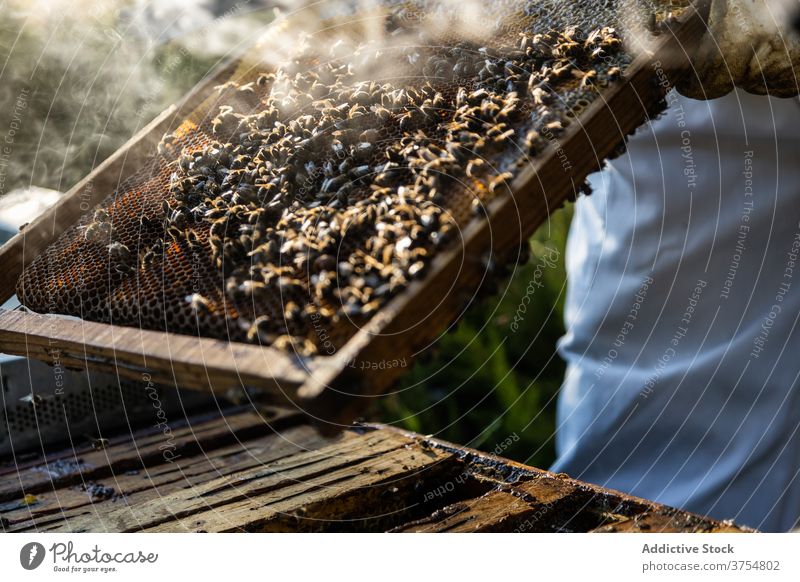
[186,293,211,313]
[354,141,374,159]
[141,242,162,269]
[81,207,115,244]
[480,99,500,117]
[113,262,134,275]
[19,393,43,407]
[321,174,348,194]
[531,87,551,106]
[273,335,317,357]
[178,153,194,172]
[361,299,382,316]
[157,133,175,156]
[550,63,573,82]
[545,120,564,133]
[468,88,489,104]
[456,87,467,107]
[93,208,110,223]
[185,230,202,249]
[239,279,267,299]
[166,207,188,229]
[283,301,301,323]
[372,105,393,123]
[590,46,605,60]
[488,172,514,193]
[524,129,541,152]
[348,104,369,121]
[89,436,110,450]
[360,128,381,143]
[408,261,426,277]
[494,127,516,143]
[602,34,622,50]
[83,221,114,244]
[247,315,276,343]
[579,69,598,89]
[466,158,485,178]
[470,197,487,216]
[107,241,131,262]
[398,110,423,132]
[166,225,184,242]
[256,73,274,87]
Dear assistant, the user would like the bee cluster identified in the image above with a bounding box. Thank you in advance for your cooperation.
[18,0,662,356]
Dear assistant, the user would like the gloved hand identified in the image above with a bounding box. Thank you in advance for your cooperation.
[676,0,800,99]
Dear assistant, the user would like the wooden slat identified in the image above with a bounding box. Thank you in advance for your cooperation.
[391,477,585,532]
[392,489,553,533]
[0,407,301,503]
[589,509,747,533]
[37,429,454,532]
[0,309,310,394]
[3,424,335,532]
[373,427,743,533]
[1,413,753,533]
[390,475,742,534]
[145,438,457,533]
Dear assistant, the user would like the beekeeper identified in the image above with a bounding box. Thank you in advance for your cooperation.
[552,0,800,531]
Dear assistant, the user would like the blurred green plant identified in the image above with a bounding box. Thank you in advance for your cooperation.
[374,205,572,469]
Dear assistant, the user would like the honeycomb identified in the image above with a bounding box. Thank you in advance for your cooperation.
[16,0,686,357]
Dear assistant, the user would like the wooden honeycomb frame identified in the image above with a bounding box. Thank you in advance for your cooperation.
[0,1,711,430]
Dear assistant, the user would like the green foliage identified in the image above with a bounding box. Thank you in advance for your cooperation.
[374,205,572,469]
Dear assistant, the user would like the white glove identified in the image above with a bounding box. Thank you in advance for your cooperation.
[677,0,800,99]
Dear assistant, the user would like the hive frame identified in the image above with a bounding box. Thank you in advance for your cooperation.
[0,1,710,429]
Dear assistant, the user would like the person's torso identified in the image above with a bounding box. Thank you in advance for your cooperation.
[554,90,800,531]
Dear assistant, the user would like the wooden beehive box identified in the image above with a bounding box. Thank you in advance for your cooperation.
[0,405,751,533]
[0,1,710,429]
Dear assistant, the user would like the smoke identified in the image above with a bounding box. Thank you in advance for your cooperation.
[0,0,674,200]
[0,0,275,197]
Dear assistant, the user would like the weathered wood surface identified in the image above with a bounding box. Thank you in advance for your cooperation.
[391,477,741,533]
[0,309,310,394]
[591,510,747,533]
[0,2,711,429]
[1,407,751,533]
[0,406,300,505]
[1,424,327,531]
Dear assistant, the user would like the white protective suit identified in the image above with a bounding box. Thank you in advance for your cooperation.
[552,89,800,532]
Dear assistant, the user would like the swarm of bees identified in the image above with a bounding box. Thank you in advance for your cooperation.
[19,0,660,356]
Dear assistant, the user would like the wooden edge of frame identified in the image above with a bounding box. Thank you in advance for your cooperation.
[0,308,308,395]
[295,0,713,428]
